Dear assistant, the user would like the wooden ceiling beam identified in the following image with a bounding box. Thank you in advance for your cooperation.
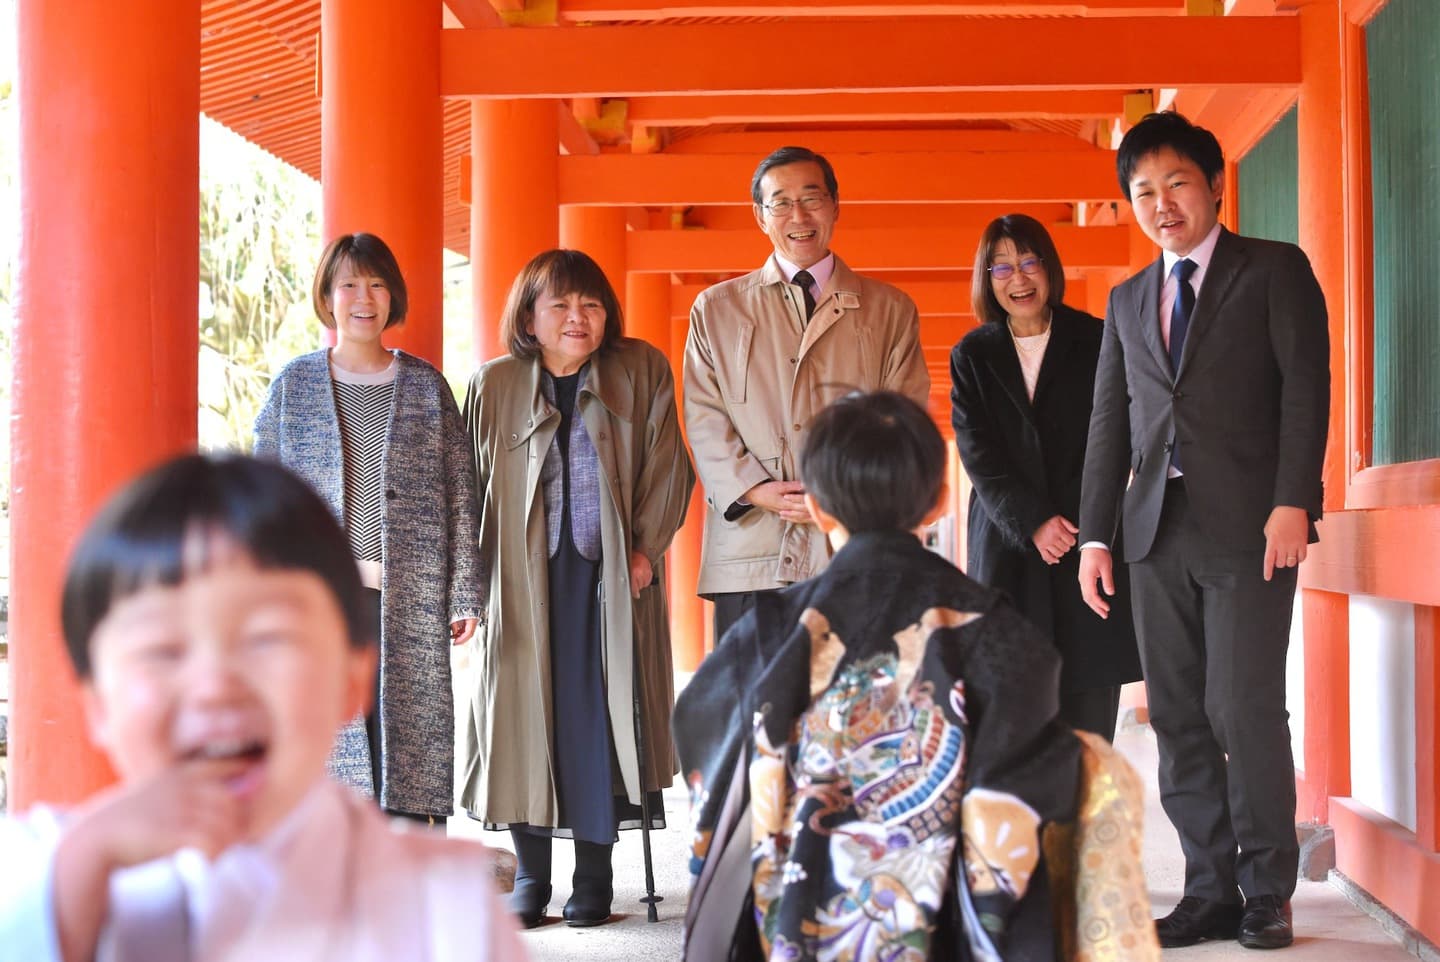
[626,225,1129,272]
[626,91,1127,127]
[557,0,1185,20]
[440,17,1299,98]
[559,150,1119,205]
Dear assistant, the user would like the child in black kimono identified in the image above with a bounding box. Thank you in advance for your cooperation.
[673,390,1084,962]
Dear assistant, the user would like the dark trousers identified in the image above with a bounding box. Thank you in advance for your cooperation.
[360,587,447,829]
[711,589,778,647]
[1059,684,1122,743]
[1129,481,1298,902]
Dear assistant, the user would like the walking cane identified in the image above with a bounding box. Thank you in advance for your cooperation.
[632,632,663,923]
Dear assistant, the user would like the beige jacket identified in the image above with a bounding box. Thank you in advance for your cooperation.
[458,339,694,827]
[683,254,930,595]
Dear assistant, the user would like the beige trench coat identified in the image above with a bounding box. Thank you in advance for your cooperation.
[458,338,695,828]
[683,253,931,595]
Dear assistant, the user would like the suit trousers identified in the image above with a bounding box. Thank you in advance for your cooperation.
[712,589,778,647]
[1129,480,1299,902]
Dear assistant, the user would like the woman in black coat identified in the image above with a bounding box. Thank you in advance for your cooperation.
[949,214,1141,740]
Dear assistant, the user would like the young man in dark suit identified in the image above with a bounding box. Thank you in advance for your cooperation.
[1078,112,1330,951]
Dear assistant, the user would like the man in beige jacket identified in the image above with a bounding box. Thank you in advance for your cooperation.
[683,145,931,642]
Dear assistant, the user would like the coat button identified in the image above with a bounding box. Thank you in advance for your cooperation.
[599,432,607,441]
[793,423,802,431]
[789,357,797,364]
[1163,441,1173,452]
[385,489,397,500]
[510,432,518,440]
[783,555,792,564]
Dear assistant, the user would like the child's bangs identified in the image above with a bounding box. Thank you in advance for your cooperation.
[61,455,370,677]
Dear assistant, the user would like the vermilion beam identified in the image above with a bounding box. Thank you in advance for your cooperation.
[627,225,1130,272]
[626,91,1127,126]
[558,0,1184,19]
[561,151,1119,206]
[440,18,1300,98]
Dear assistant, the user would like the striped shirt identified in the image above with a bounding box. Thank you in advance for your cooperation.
[331,355,397,573]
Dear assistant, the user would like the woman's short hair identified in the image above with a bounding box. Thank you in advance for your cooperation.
[499,249,626,361]
[800,391,946,534]
[61,453,373,678]
[1116,111,1225,202]
[312,232,409,330]
[970,214,1067,326]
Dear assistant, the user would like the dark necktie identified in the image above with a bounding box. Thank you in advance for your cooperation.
[792,269,817,320]
[1168,257,1197,472]
[1168,257,1198,375]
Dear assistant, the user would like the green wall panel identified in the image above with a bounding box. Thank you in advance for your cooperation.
[1239,106,1299,247]
[1369,0,1440,465]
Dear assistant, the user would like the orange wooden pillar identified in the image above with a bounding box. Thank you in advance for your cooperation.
[669,304,709,671]
[1295,0,1352,826]
[562,207,629,314]
[471,101,559,364]
[11,0,200,807]
[320,0,443,365]
[630,272,700,669]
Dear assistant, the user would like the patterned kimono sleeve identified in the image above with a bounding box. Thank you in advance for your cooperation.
[948,603,1081,958]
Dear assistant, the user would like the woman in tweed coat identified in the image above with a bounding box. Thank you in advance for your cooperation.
[253,233,482,824]
[461,249,694,929]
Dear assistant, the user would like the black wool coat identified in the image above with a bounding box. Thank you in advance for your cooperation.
[949,304,1142,692]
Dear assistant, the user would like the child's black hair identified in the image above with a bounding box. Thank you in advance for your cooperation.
[61,453,372,678]
[800,391,946,534]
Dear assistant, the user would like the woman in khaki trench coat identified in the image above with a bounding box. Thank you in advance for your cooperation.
[460,249,694,930]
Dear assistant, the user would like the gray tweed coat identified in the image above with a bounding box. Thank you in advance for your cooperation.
[254,348,482,817]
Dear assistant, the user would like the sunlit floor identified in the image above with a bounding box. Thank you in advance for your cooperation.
[449,670,1428,962]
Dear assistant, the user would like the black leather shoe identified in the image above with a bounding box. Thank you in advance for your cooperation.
[1239,895,1293,949]
[562,881,614,927]
[509,879,550,929]
[1155,896,1244,948]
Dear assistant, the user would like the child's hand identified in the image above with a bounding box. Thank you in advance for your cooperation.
[63,760,246,869]
[52,763,245,962]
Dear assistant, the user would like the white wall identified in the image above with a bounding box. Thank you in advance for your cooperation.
[1348,595,1416,831]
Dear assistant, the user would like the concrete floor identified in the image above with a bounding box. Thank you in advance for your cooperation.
[450,718,1431,962]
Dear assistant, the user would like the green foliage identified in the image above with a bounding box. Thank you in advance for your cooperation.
[198,118,322,451]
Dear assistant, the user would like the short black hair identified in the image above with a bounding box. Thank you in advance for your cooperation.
[61,453,372,678]
[1116,111,1225,202]
[800,391,945,534]
[750,146,840,206]
[313,232,409,330]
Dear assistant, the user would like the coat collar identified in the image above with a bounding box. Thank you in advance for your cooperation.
[513,343,638,437]
[758,253,865,336]
[968,306,1085,414]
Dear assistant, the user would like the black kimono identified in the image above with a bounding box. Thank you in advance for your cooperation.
[673,530,1081,962]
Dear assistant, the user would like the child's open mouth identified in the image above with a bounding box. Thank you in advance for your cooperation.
[185,739,269,797]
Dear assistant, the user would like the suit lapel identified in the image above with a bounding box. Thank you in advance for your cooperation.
[1032,308,1076,405]
[1133,259,1170,378]
[1176,228,1244,379]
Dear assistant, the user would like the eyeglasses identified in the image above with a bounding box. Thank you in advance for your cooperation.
[758,194,830,217]
[987,257,1044,280]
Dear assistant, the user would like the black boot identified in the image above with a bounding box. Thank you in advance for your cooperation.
[508,830,552,929]
[563,840,614,927]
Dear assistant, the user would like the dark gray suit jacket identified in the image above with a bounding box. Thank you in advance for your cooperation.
[1079,228,1330,562]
